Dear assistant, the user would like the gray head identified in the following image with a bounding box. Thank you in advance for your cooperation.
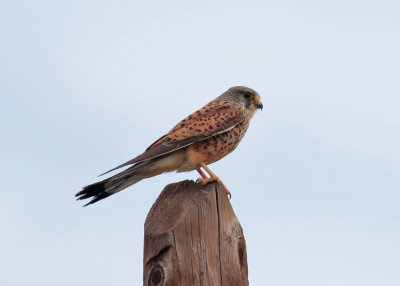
[220,86,263,112]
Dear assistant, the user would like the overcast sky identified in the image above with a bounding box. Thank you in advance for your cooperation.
[1,1,399,285]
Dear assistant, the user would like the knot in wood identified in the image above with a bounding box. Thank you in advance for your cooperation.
[149,266,164,285]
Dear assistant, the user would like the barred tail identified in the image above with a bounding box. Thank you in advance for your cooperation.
[75,172,143,206]
[76,151,185,206]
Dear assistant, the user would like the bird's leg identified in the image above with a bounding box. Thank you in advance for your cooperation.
[198,163,218,183]
[196,168,207,181]
[197,162,231,199]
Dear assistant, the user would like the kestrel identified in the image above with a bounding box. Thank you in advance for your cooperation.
[76,86,263,206]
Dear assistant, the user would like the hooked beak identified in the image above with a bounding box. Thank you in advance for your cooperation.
[255,102,263,110]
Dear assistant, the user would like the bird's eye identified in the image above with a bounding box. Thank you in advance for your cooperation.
[244,93,251,99]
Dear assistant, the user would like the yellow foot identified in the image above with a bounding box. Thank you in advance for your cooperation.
[197,176,220,185]
[220,181,232,199]
[196,164,231,199]
[196,177,231,199]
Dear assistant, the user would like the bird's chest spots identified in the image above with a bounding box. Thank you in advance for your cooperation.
[194,121,249,164]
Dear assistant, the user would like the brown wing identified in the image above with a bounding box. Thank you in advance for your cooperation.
[100,99,244,175]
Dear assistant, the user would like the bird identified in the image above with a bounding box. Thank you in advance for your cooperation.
[76,86,263,206]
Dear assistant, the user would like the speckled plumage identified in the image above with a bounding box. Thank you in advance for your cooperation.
[76,86,262,205]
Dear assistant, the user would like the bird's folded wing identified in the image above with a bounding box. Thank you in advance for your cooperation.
[100,104,244,176]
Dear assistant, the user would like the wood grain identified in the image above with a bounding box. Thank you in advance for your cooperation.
[143,180,248,286]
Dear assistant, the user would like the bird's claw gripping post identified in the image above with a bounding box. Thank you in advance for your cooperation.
[196,163,232,199]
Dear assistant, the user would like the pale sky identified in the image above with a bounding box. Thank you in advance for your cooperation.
[1,1,399,285]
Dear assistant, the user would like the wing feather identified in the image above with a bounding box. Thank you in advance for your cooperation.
[100,100,243,176]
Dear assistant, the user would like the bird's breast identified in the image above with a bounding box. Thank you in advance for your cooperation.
[177,120,250,172]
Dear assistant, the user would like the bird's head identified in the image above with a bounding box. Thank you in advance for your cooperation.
[222,86,263,115]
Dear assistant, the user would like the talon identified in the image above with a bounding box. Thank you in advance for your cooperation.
[196,163,233,198]
[220,181,231,199]
[197,177,219,185]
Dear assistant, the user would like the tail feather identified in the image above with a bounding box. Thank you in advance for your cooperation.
[76,172,143,206]
[76,151,185,206]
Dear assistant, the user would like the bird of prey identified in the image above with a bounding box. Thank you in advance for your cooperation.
[76,86,263,206]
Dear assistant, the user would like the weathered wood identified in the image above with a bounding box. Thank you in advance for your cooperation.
[143,180,248,286]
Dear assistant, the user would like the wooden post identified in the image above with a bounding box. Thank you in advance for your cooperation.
[143,180,249,286]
